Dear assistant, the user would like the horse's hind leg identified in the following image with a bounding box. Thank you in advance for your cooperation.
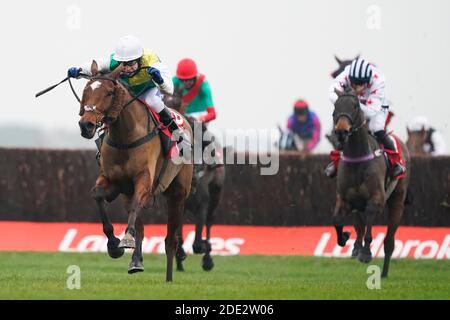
[165,193,186,282]
[129,215,145,274]
[382,190,405,278]
[202,224,214,271]
[92,176,124,259]
[175,225,186,272]
[193,202,208,254]
[202,181,222,271]
[165,164,192,282]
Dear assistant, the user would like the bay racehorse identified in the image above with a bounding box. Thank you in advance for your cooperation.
[164,87,226,272]
[332,88,410,278]
[78,61,193,282]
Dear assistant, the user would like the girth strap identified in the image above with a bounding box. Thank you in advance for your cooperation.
[106,127,160,150]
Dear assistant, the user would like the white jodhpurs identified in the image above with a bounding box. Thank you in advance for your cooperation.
[140,87,165,113]
[367,107,389,133]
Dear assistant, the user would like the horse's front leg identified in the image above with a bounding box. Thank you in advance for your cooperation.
[352,212,365,258]
[128,214,145,274]
[92,175,124,259]
[119,172,152,250]
[359,194,384,263]
[332,195,351,247]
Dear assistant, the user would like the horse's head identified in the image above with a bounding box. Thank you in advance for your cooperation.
[331,55,359,79]
[78,61,126,139]
[406,127,427,156]
[333,88,365,145]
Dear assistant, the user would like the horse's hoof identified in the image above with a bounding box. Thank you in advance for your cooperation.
[176,246,187,261]
[338,231,351,247]
[128,260,144,274]
[202,255,214,271]
[119,238,135,249]
[193,242,206,254]
[358,251,372,263]
[107,238,125,259]
[176,263,185,272]
[351,244,362,258]
[108,246,125,259]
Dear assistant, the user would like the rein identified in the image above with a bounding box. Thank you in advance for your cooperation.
[77,68,161,150]
[334,93,381,163]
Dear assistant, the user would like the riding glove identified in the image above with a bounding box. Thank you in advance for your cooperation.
[147,67,164,85]
[68,67,81,78]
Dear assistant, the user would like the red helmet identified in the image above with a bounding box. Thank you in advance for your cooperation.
[294,99,309,115]
[176,58,198,80]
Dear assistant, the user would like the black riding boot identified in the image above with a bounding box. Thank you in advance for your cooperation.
[158,107,191,154]
[374,130,406,177]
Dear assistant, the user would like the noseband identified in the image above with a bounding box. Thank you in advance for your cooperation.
[334,94,366,136]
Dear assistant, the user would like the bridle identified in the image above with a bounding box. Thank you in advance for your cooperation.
[77,67,162,150]
[76,67,154,125]
[333,93,366,137]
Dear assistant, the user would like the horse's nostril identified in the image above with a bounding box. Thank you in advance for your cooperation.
[79,121,95,132]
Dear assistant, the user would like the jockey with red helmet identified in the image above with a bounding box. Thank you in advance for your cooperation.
[287,99,321,152]
[173,58,216,125]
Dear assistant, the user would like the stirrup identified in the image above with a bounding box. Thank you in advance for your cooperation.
[392,163,406,177]
[324,162,337,178]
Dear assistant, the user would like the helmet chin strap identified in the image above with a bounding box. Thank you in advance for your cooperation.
[120,58,142,78]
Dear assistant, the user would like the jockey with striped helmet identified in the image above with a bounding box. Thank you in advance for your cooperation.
[325,57,406,178]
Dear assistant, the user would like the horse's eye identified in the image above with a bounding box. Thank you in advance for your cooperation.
[106,91,115,97]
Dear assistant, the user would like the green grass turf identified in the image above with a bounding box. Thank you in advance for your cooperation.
[0,252,448,300]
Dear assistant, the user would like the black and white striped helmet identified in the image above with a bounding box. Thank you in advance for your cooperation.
[349,58,372,85]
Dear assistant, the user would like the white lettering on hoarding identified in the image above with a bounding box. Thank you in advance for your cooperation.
[58,229,244,256]
[314,233,450,260]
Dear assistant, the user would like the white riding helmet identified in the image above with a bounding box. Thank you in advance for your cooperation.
[113,35,144,62]
[408,116,430,132]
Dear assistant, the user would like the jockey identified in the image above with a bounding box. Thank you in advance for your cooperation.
[172,58,216,126]
[67,35,190,150]
[325,57,406,178]
[408,116,447,155]
[286,99,321,152]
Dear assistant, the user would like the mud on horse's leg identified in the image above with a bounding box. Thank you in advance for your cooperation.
[91,175,123,259]
[332,195,351,247]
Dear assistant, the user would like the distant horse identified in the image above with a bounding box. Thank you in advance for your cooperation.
[78,61,193,282]
[406,128,428,156]
[164,87,226,272]
[331,88,410,278]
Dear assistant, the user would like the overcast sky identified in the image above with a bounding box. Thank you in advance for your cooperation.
[2,0,449,152]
